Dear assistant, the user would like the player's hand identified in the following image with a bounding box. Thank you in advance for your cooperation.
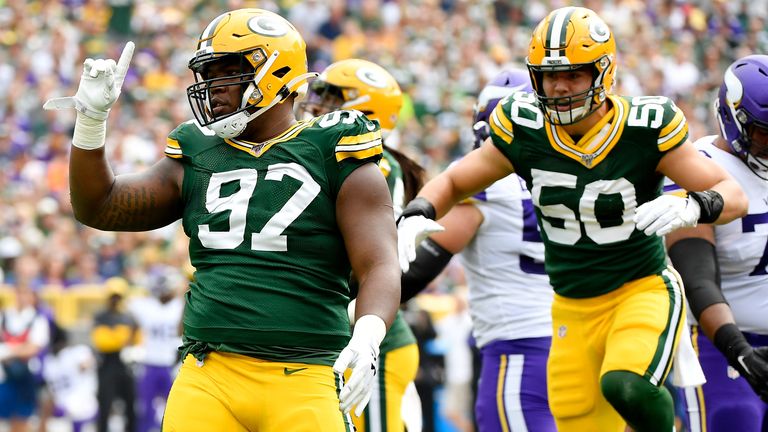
[633,194,700,237]
[397,215,444,273]
[733,346,768,403]
[43,41,135,121]
[333,315,386,416]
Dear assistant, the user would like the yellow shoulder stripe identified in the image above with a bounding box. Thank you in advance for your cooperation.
[490,104,514,144]
[165,137,182,159]
[659,109,684,137]
[339,130,381,146]
[336,145,383,162]
[657,112,688,152]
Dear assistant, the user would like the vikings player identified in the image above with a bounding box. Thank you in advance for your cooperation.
[666,55,768,432]
[402,68,556,431]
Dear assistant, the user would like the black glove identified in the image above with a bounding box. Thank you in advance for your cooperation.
[714,323,768,402]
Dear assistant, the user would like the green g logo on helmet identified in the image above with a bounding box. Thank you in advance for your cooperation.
[248,15,289,37]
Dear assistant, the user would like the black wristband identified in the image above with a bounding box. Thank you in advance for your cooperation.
[398,197,437,223]
[667,238,726,320]
[714,323,751,366]
[688,190,724,224]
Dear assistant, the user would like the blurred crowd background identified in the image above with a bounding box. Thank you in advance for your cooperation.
[0,0,766,430]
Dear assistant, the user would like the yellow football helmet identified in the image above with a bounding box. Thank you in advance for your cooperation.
[526,6,616,125]
[186,8,316,138]
[299,59,403,132]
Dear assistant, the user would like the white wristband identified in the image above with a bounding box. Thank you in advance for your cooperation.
[72,112,107,150]
[352,314,387,348]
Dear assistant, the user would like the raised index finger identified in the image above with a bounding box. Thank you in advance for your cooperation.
[114,41,135,89]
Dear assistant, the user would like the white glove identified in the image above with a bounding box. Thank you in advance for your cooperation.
[634,194,701,237]
[44,41,134,121]
[333,314,386,416]
[397,215,445,273]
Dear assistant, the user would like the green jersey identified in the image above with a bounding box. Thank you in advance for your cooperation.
[165,110,383,365]
[489,93,688,298]
[378,149,417,353]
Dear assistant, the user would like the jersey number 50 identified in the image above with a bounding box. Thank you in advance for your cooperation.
[531,169,636,245]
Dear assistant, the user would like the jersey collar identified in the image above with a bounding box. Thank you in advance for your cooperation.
[545,95,628,168]
[225,120,314,157]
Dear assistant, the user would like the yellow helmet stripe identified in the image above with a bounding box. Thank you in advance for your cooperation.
[545,7,575,59]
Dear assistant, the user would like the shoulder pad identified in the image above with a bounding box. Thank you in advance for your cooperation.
[625,96,689,152]
[309,110,383,163]
[165,120,222,159]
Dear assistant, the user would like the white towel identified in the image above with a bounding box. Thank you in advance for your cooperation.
[672,316,706,387]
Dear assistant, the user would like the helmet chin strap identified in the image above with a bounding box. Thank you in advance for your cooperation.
[209,71,319,139]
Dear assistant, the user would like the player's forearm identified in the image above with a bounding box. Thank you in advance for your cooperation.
[418,173,468,220]
[355,266,400,329]
[69,145,118,227]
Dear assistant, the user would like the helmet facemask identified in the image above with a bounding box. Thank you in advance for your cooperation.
[187,49,292,138]
[744,122,768,180]
[297,80,346,120]
[528,57,611,126]
[718,96,768,180]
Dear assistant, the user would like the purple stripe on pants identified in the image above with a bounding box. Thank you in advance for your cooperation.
[682,327,768,432]
[137,364,175,432]
[475,337,555,432]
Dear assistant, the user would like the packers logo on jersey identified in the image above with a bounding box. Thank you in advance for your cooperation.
[247,16,289,37]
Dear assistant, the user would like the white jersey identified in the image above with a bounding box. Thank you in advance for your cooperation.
[42,345,98,421]
[460,174,554,348]
[128,296,184,366]
[671,136,768,334]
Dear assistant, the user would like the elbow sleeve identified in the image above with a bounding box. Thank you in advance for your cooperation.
[668,237,726,320]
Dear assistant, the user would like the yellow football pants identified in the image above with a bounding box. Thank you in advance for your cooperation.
[163,352,354,432]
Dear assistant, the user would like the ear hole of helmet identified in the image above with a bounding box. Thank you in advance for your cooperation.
[273,66,290,78]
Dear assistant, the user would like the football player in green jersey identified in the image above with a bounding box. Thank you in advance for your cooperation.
[397,6,748,432]
[43,8,401,432]
[299,58,425,432]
